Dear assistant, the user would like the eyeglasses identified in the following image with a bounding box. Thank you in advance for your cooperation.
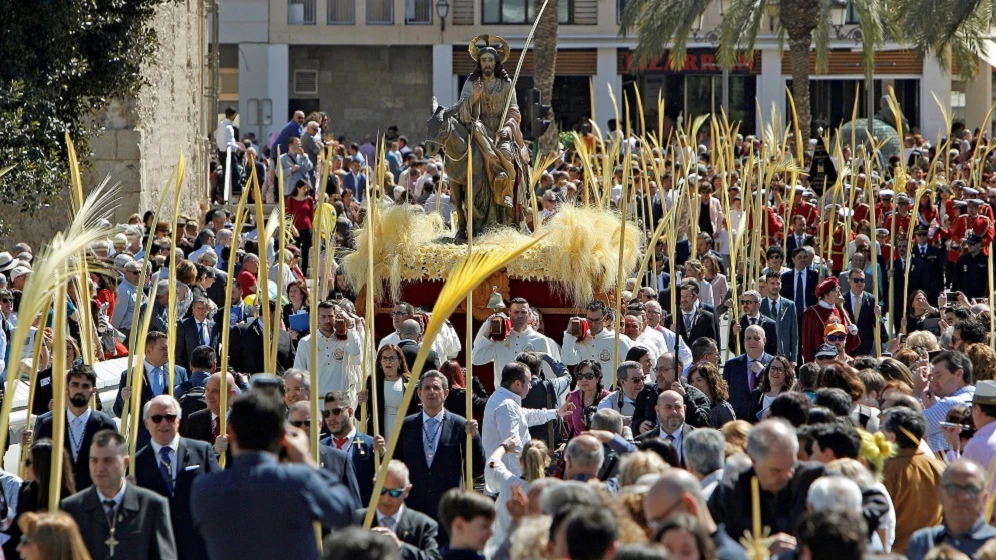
[941,483,983,498]
[0,298,11,303]
[149,414,178,424]
[380,488,406,498]
[586,317,604,323]
[575,372,598,381]
[390,311,409,317]
[654,366,675,372]
[826,334,847,343]
[321,408,344,418]
[381,356,400,362]
[289,420,311,428]
[646,499,683,533]
[19,535,31,546]
[851,277,865,283]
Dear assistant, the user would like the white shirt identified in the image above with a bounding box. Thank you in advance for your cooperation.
[482,386,558,492]
[422,409,446,457]
[66,408,92,461]
[635,326,668,362]
[424,193,453,225]
[472,325,560,387]
[561,329,634,388]
[376,504,406,531]
[97,480,127,513]
[293,327,363,396]
[214,118,241,153]
[149,434,181,484]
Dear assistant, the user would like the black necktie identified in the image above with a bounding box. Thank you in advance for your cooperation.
[103,499,116,526]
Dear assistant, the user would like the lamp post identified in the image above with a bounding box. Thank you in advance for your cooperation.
[766,0,778,32]
[436,0,450,31]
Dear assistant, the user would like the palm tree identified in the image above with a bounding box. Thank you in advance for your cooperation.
[619,0,887,138]
[534,0,561,154]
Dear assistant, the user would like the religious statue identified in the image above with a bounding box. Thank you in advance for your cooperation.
[425,34,531,240]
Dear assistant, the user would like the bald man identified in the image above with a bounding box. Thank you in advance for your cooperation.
[644,470,747,559]
[397,319,441,372]
[636,390,692,465]
[906,459,996,559]
[564,434,604,482]
[182,372,237,460]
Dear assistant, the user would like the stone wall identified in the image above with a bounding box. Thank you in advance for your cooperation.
[289,45,434,143]
[1,0,209,249]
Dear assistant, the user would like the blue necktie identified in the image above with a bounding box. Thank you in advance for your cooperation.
[159,447,173,491]
[151,367,163,395]
[423,417,439,467]
[199,322,209,346]
[795,272,805,314]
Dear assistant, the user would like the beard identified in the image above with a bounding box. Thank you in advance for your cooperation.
[69,393,89,407]
[483,67,494,77]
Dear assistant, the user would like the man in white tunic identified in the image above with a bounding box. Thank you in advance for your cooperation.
[293,301,363,396]
[378,301,461,360]
[473,297,560,387]
[562,300,633,388]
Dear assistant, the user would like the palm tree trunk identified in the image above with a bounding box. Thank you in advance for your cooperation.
[534,0,560,155]
[787,33,813,140]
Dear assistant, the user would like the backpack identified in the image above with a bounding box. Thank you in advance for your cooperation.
[178,383,208,430]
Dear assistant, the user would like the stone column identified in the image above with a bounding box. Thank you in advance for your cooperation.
[756,47,784,136]
[921,54,952,141]
[593,46,622,129]
[965,59,993,132]
[432,44,456,107]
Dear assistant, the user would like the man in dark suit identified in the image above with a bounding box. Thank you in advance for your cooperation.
[632,352,711,433]
[841,268,883,357]
[287,400,362,505]
[320,390,384,505]
[227,300,296,375]
[394,371,484,544]
[910,226,945,304]
[785,215,815,256]
[32,363,117,491]
[890,237,929,331]
[135,395,221,560]
[722,325,773,421]
[781,247,819,321]
[191,391,356,560]
[175,297,219,371]
[635,390,695,465]
[396,319,441,373]
[61,429,177,560]
[674,280,717,345]
[138,280,172,335]
[354,460,441,560]
[759,271,799,362]
[728,289,778,356]
[114,331,190,451]
[182,372,237,465]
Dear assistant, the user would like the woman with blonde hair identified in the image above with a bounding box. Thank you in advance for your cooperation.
[618,451,669,488]
[682,259,714,305]
[827,456,895,553]
[719,420,751,455]
[485,436,551,558]
[964,343,996,382]
[905,330,940,352]
[700,253,728,309]
[16,511,91,560]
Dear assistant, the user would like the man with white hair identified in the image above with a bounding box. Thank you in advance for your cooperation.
[708,419,825,553]
[806,475,863,513]
[414,162,438,199]
[683,428,726,500]
[353,460,441,560]
[112,259,146,337]
[134,394,221,560]
[564,434,604,483]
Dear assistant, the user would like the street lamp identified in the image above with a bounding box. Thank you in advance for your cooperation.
[766,0,779,31]
[436,0,450,31]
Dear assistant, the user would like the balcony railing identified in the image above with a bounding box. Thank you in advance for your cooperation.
[367,0,394,24]
[288,0,317,24]
[328,0,355,23]
[406,0,433,24]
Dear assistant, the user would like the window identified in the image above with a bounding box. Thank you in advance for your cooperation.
[406,0,433,23]
[368,0,394,24]
[288,0,317,24]
[481,0,573,24]
[328,0,355,23]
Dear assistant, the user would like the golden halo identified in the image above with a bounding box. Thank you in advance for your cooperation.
[468,34,511,64]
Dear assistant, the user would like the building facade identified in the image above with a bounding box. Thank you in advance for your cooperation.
[217,0,995,145]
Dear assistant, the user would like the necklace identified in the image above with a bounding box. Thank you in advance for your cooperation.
[423,415,443,461]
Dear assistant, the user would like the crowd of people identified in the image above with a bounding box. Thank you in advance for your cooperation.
[0,109,996,560]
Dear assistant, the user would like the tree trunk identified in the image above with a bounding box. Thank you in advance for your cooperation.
[787,33,813,140]
[534,0,560,156]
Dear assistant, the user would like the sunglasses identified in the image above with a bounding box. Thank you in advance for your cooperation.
[321,408,344,418]
[575,372,598,381]
[0,298,11,303]
[149,414,178,424]
[851,277,865,283]
[289,420,311,428]
[826,334,847,342]
[380,488,406,498]
[19,535,31,546]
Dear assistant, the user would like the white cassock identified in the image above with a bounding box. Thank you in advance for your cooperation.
[472,325,561,387]
[561,329,634,388]
[379,319,461,360]
[293,326,364,396]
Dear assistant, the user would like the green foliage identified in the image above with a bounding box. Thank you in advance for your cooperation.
[0,0,177,214]
[559,131,576,151]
